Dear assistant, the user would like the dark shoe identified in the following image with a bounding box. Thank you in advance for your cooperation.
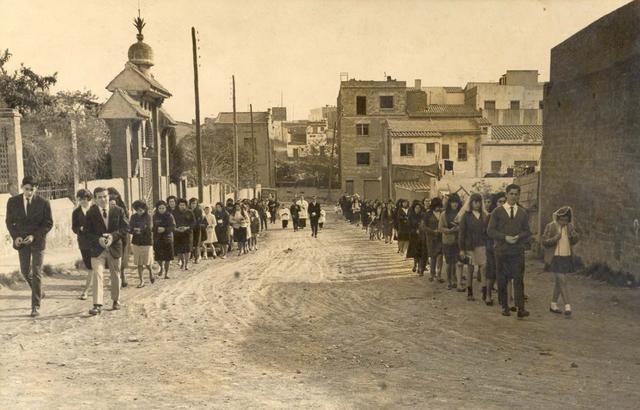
[501,308,511,316]
[457,288,466,293]
[121,281,128,288]
[485,299,494,306]
[437,278,445,284]
[517,309,530,319]
[89,305,102,316]
[481,286,487,302]
[30,307,40,317]
[112,301,121,311]
[447,284,453,290]
[150,275,155,284]
[510,306,517,312]
[412,266,417,273]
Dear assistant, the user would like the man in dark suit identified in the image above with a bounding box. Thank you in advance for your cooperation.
[5,176,53,317]
[308,196,321,238]
[487,184,531,318]
[83,186,129,315]
[71,189,93,300]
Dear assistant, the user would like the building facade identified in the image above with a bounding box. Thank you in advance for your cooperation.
[337,78,407,199]
[481,125,542,176]
[540,0,640,277]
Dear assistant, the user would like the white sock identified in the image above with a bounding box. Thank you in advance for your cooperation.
[564,304,571,311]
[551,302,559,310]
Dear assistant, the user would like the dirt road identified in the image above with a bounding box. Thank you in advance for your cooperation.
[1,215,640,409]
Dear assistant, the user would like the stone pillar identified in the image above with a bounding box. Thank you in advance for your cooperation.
[164,128,171,200]
[0,106,24,195]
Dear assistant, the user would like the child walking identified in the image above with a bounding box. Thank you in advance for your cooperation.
[130,200,154,287]
[542,206,579,316]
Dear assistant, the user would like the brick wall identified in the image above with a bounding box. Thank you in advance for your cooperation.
[540,0,640,277]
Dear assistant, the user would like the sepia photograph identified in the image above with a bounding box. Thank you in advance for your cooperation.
[1,0,639,408]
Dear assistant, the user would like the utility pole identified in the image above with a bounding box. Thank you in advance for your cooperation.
[250,104,255,182]
[69,117,80,195]
[192,27,203,202]
[232,75,238,200]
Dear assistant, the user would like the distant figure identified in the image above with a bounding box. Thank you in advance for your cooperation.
[5,176,53,317]
[278,203,290,229]
[487,184,531,319]
[297,195,309,229]
[213,202,229,259]
[457,193,489,301]
[189,198,204,264]
[439,194,463,291]
[84,187,129,316]
[72,189,93,300]
[290,199,301,232]
[202,206,218,260]
[308,196,321,238]
[174,199,195,270]
[542,206,579,316]
[108,187,129,288]
[318,208,326,230]
[267,195,279,225]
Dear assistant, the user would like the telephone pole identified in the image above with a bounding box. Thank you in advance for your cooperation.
[192,27,203,202]
[250,103,255,180]
[328,120,337,201]
[232,75,238,200]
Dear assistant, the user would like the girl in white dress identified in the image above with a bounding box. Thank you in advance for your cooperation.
[202,206,218,260]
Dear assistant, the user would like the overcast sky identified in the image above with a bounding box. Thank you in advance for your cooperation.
[1,0,631,122]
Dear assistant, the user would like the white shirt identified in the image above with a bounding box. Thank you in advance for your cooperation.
[555,225,572,256]
[503,203,519,219]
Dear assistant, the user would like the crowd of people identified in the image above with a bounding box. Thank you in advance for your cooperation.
[338,184,579,319]
[5,176,281,317]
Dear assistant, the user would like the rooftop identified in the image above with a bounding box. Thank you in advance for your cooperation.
[489,125,543,143]
[215,111,269,124]
[387,118,481,137]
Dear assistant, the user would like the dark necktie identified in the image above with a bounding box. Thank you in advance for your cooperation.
[26,198,30,216]
[510,206,515,219]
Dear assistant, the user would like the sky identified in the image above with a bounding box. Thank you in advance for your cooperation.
[0,0,632,122]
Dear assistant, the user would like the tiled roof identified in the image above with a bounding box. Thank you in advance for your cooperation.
[490,125,542,142]
[159,107,177,126]
[394,181,431,192]
[127,63,172,96]
[99,89,150,120]
[215,112,270,124]
[423,104,480,115]
[474,117,492,126]
[387,118,480,137]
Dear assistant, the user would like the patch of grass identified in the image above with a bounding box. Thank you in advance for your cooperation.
[577,262,639,288]
[0,270,25,289]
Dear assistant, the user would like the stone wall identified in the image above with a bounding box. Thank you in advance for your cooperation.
[540,0,640,277]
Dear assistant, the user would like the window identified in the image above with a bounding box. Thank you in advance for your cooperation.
[356,124,369,136]
[510,100,520,110]
[356,96,367,115]
[539,100,544,109]
[441,144,450,159]
[514,160,537,168]
[481,126,488,134]
[426,143,436,153]
[457,143,468,161]
[400,143,414,157]
[484,100,496,110]
[491,161,502,174]
[380,96,394,109]
[356,152,370,166]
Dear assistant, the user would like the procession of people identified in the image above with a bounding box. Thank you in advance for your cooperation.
[5,177,576,320]
[338,184,579,319]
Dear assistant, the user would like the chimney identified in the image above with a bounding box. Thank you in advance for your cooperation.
[415,79,422,89]
[387,76,392,81]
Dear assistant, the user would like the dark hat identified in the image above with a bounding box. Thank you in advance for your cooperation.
[22,176,38,187]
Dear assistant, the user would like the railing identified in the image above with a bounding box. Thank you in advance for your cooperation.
[37,186,72,200]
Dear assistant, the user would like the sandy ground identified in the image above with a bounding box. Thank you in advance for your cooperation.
[1,214,640,409]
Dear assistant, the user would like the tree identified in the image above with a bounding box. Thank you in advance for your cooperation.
[175,127,257,189]
[1,50,110,187]
[0,49,57,114]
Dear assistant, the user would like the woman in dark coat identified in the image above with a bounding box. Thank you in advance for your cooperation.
[173,198,195,270]
[396,199,411,255]
[484,192,506,305]
[189,198,205,264]
[153,200,175,279]
[381,201,395,244]
[439,193,463,290]
[424,197,444,283]
[406,201,426,274]
[213,202,229,259]
[72,189,93,300]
